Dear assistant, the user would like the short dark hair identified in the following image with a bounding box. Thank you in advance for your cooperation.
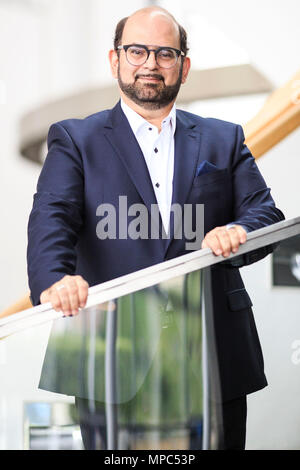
[113,16,189,56]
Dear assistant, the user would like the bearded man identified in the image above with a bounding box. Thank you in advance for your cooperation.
[27,6,284,450]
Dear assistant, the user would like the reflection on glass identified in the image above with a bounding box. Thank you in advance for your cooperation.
[39,271,203,449]
[273,234,300,286]
[23,402,83,450]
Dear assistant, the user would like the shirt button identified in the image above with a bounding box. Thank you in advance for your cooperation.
[155,183,160,188]
[148,127,152,131]
[154,148,158,153]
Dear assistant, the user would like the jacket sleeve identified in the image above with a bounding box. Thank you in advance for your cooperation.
[228,124,285,231]
[27,122,84,305]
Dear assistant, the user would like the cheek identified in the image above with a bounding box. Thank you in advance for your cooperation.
[164,70,180,85]
[119,62,137,81]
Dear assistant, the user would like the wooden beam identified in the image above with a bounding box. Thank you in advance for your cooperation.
[0,294,32,319]
[244,70,300,158]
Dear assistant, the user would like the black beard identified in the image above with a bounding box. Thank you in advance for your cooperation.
[117,63,183,110]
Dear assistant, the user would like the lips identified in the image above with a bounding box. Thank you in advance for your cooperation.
[136,75,163,82]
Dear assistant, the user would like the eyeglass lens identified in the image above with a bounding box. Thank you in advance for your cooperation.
[126,46,178,68]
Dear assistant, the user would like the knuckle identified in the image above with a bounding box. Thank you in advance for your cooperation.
[50,292,58,301]
[60,296,69,306]
[69,286,78,295]
[70,297,78,306]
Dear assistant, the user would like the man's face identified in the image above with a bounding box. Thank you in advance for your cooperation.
[109,12,190,110]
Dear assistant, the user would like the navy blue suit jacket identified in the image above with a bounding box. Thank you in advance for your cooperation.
[27,100,284,401]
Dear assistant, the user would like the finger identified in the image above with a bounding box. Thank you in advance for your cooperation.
[54,284,72,316]
[202,233,223,256]
[50,289,64,313]
[235,225,247,244]
[215,228,232,257]
[226,226,241,253]
[201,238,209,249]
[75,276,89,308]
[64,278,80,315]
[40,288,65,317]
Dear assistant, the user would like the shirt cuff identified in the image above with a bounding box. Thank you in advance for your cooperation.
[226,224,249,233]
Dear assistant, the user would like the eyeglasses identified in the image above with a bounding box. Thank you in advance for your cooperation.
[117,44,185,69]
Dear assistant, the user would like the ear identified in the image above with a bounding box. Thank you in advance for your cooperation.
[181,56,191,84]
[109,49,119,79]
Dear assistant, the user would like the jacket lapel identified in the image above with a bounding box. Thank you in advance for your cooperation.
[165,111,202,253]
[103,102,163,234]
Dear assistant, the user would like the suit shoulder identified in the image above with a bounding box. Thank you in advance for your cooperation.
[49,108,111,138]
[177,109,240,133]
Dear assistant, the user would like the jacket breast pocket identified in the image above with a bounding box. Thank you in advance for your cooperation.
[192,168,229,187]
[226,288,253,312]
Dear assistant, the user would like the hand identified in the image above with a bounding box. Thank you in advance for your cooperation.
[201,225,247,257]
[40,275,89,316]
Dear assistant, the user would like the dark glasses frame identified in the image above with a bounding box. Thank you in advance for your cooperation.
[117,44,185,68]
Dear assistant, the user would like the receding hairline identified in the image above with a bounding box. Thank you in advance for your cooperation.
[125,6,181,36]
[113,7,189,56]
[129,6,178,21]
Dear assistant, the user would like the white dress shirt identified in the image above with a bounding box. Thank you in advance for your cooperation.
[121,99,176,234]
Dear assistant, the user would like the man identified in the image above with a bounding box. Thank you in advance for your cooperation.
[27,7,284,449]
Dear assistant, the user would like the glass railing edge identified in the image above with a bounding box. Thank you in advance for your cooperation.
[1,216,300,339]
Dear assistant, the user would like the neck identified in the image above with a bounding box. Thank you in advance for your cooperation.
[120,93,174,132]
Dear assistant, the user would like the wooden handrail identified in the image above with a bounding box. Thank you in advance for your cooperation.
[244,70,300,158]
[2,71,299,319]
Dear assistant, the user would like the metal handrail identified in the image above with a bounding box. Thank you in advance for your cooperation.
[1,216,300,340]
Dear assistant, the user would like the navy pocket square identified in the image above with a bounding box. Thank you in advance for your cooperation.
[196,161,218,176]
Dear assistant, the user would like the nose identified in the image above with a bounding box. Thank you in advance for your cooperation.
[144,50,158,69]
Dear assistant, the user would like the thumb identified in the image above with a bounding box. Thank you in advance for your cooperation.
[201,239,208,249]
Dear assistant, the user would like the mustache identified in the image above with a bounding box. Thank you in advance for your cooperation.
[135,73,164,82]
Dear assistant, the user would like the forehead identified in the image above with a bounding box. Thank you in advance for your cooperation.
[122,12,180,48]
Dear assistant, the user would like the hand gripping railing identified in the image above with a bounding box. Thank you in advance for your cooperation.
[1,217,300,340]
[2,216,300,451]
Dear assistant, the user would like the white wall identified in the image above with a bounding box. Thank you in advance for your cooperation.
[0,0,300,449]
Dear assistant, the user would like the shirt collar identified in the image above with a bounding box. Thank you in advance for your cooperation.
[121,98,176,136]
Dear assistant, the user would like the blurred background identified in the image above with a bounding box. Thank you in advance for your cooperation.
[0,0,300,450]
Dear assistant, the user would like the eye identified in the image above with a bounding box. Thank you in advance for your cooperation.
[128,47,146,56]
[158,49,175,59]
